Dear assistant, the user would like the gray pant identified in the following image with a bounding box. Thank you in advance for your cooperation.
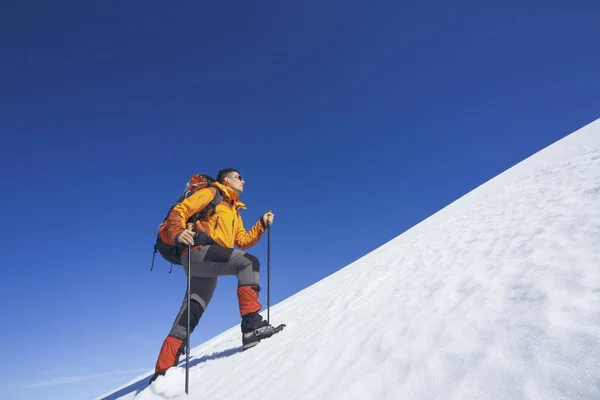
[167,244,261,340]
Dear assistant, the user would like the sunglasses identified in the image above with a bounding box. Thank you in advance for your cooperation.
[228,175,243,181]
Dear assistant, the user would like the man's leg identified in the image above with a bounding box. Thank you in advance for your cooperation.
[192,245,281,349]
[152,273,218,378]
[192,244,263,319]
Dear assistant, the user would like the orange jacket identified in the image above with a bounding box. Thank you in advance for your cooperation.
[165,182,266,251]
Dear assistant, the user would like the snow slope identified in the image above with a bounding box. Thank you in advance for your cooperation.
[100,119,600,400]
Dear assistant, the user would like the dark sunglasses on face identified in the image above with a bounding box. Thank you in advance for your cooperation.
[229,175,243,181]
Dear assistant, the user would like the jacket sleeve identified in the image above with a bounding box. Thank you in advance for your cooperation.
[166,188,216,244]
[234,213,266,250]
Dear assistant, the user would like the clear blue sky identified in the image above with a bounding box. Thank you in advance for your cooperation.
[1,1,598,399]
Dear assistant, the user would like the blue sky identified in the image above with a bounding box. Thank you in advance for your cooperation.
[0,1,598,399]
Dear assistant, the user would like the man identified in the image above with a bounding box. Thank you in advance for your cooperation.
[151,168,279,382]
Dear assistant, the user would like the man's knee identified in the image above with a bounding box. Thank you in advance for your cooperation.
[189,292,207,311]
[243,253,260,272]
[176,296,205,333]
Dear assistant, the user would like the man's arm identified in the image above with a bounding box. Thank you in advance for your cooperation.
[234,214,266,250]
[234,210,274,250]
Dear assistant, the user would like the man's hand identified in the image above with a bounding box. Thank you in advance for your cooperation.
[177,229,196,246]
[262,210,275,227]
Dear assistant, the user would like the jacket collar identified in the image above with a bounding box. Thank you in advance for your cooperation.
[213,182,247,209]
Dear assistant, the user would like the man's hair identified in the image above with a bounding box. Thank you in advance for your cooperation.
[216,168,240,183]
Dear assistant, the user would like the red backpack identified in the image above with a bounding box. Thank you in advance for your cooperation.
[151,174,223,271]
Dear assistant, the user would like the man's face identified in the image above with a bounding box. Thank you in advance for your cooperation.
[224,172,245,194]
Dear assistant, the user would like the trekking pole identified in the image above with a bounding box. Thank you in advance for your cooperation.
[185,224,192,394]
[267,215,271,324]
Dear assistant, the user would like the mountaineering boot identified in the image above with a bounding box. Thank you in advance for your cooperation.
[240,311,285,350]
[237,285,286,350]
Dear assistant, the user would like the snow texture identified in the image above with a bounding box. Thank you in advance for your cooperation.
[99,119,600,400]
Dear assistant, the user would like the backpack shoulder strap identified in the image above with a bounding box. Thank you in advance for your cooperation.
[189,186,224,224]
[210,187,224,211]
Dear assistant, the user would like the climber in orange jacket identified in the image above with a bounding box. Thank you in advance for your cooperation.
[150,168,278,383]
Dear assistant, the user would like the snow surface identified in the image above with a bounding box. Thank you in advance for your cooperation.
[100,119,600,400]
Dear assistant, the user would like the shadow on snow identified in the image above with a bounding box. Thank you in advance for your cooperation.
[98,346,243,400]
